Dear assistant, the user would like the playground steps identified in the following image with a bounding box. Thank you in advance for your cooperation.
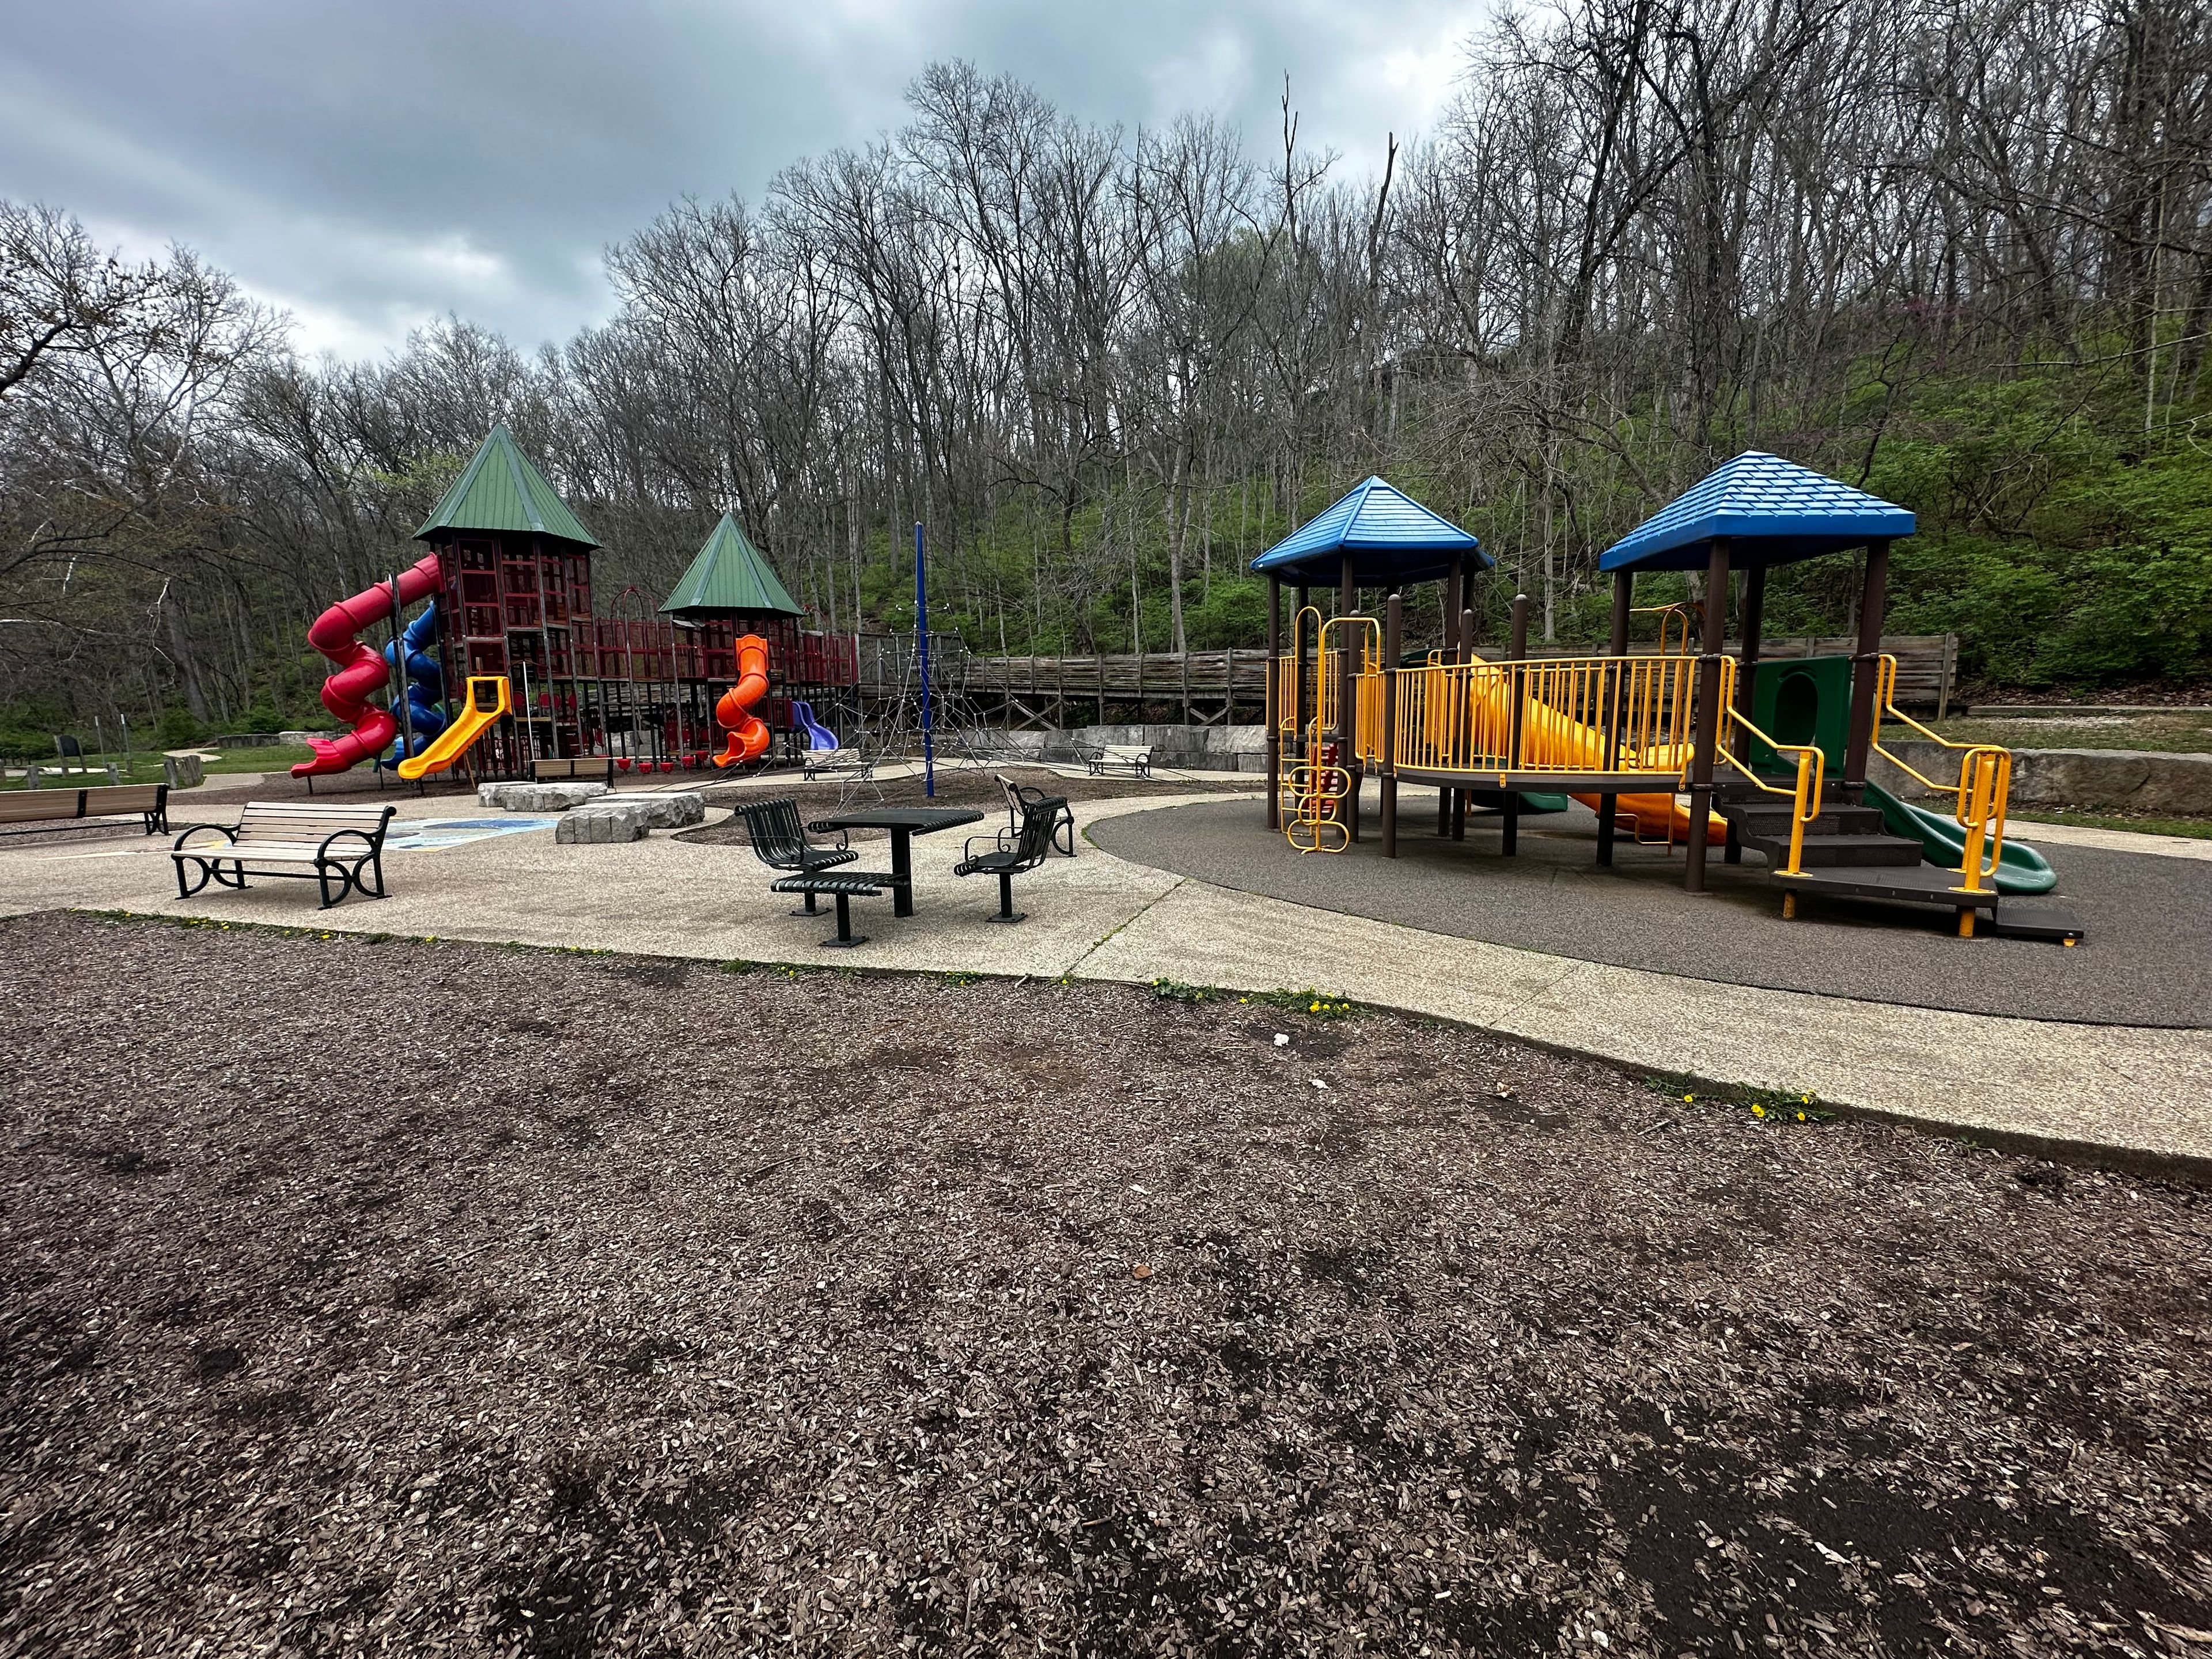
[1716,776,2082,939]
[1714,781,1924,870]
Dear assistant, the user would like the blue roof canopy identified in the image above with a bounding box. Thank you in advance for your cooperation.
[1599,452,1914,573]
[1251,476,1490,586]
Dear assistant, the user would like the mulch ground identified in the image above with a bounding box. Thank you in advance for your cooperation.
[2,912,2208,1658]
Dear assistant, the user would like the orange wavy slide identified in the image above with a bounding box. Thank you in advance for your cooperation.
[712,634,772,767]
[1464,656,1725,843]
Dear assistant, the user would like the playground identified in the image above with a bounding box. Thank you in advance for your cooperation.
[5,431,2211,1654]
[3,908,2209,1655]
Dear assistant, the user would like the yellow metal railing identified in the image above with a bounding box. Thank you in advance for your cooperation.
[1389,651,1704,778]
[1870,653,2010,923]
[1633,602,1700,658]
[1710,660,1825,885]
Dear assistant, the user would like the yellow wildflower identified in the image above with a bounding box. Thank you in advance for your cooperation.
[1751,1104,1766,1118]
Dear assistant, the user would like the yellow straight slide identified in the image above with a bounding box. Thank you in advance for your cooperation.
[397,675,511,780]
[1460,656,1723,843]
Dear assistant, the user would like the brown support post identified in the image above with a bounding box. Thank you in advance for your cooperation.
[1453,604,1474,841]
[1294,583,1311,762]
[1684,537,1732,893]
[1598,570,1631,866]
[1732,563,1768,767]
[1382,592,1402,857]
[1726,563,1768,865]
[1436,555,1463,836]
[1843,540,1890,787]
[1266,577,1282,830]
[1339,552,1361,843]
[1503,592,1529,856]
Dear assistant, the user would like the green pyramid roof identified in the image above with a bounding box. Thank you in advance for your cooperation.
[414,424,600,548]
[658,513,805,619]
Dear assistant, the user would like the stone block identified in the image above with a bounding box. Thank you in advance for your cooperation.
[478,781,609,812]
[628,791,704,830]
[555,800,652,844]
[1870,741,2212,815]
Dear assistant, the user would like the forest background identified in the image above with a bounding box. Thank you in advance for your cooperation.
[3,0,2209,751]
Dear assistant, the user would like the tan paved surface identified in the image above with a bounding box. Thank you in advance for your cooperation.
[3,789,2205,1169]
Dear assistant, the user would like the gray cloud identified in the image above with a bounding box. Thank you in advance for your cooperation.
[0,0,1479,357]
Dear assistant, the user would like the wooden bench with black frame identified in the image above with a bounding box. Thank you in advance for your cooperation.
[1083,743,1153,778]
[171,801,396,909]
[0,783,170,840]
[954,792,1067,923]
[533,756,616,785]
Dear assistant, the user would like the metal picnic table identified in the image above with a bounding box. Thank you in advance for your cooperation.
[807,804,984,918]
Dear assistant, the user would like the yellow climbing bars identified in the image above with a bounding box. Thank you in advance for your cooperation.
[1285,759,1351,853]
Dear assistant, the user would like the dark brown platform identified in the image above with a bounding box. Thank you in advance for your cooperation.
[1769,862,2002,911]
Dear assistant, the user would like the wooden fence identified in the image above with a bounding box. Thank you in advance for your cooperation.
[955,633,1957,726]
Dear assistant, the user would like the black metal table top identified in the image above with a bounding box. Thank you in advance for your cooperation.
[810,805,985,833]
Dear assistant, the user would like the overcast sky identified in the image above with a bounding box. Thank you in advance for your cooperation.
[1,0,1481,361]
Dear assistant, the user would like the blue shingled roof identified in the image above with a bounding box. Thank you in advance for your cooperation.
[1250,477,1490,585]
[1599,452,1914,573]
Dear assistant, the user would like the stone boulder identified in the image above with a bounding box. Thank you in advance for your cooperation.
[478,781,609,812]
[553,791,704,844]
[555,800,652,844]
[628,791,704,830]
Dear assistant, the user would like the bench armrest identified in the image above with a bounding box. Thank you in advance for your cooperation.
[802,821,852,851]
[172,823,238,851]
[960,829,1013,862]
[315,827,383,859]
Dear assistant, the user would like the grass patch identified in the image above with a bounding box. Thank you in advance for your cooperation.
[14,744,320,783]
[1927,711,2212,754]
[1147,979,1359,1018]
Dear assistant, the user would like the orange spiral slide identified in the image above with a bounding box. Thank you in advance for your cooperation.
[712,633,772,767]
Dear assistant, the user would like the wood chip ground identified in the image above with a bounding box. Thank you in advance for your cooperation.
[2,912,2207,1656]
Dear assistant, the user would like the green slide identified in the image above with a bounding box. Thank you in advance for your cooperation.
[1464,788,1571,815]
[1861,779,2058,895]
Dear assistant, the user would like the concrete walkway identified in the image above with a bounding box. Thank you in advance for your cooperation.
[2,790,2206,1172]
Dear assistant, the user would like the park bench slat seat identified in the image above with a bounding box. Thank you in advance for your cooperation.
[767,872,889,949]
[0,783,169,838]
[1085,744,1153,778]
[803,748,870,780]
[171,801,396,908]
[954,793,1067,923]
[730,796,903,919]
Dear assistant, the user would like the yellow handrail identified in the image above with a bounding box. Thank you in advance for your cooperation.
[1632,602,1699,658]
[1710,662,1825,879]
[1869,653,2010,895]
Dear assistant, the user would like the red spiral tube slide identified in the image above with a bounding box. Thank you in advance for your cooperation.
[291,553,447,778]
[712,634,772,767]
